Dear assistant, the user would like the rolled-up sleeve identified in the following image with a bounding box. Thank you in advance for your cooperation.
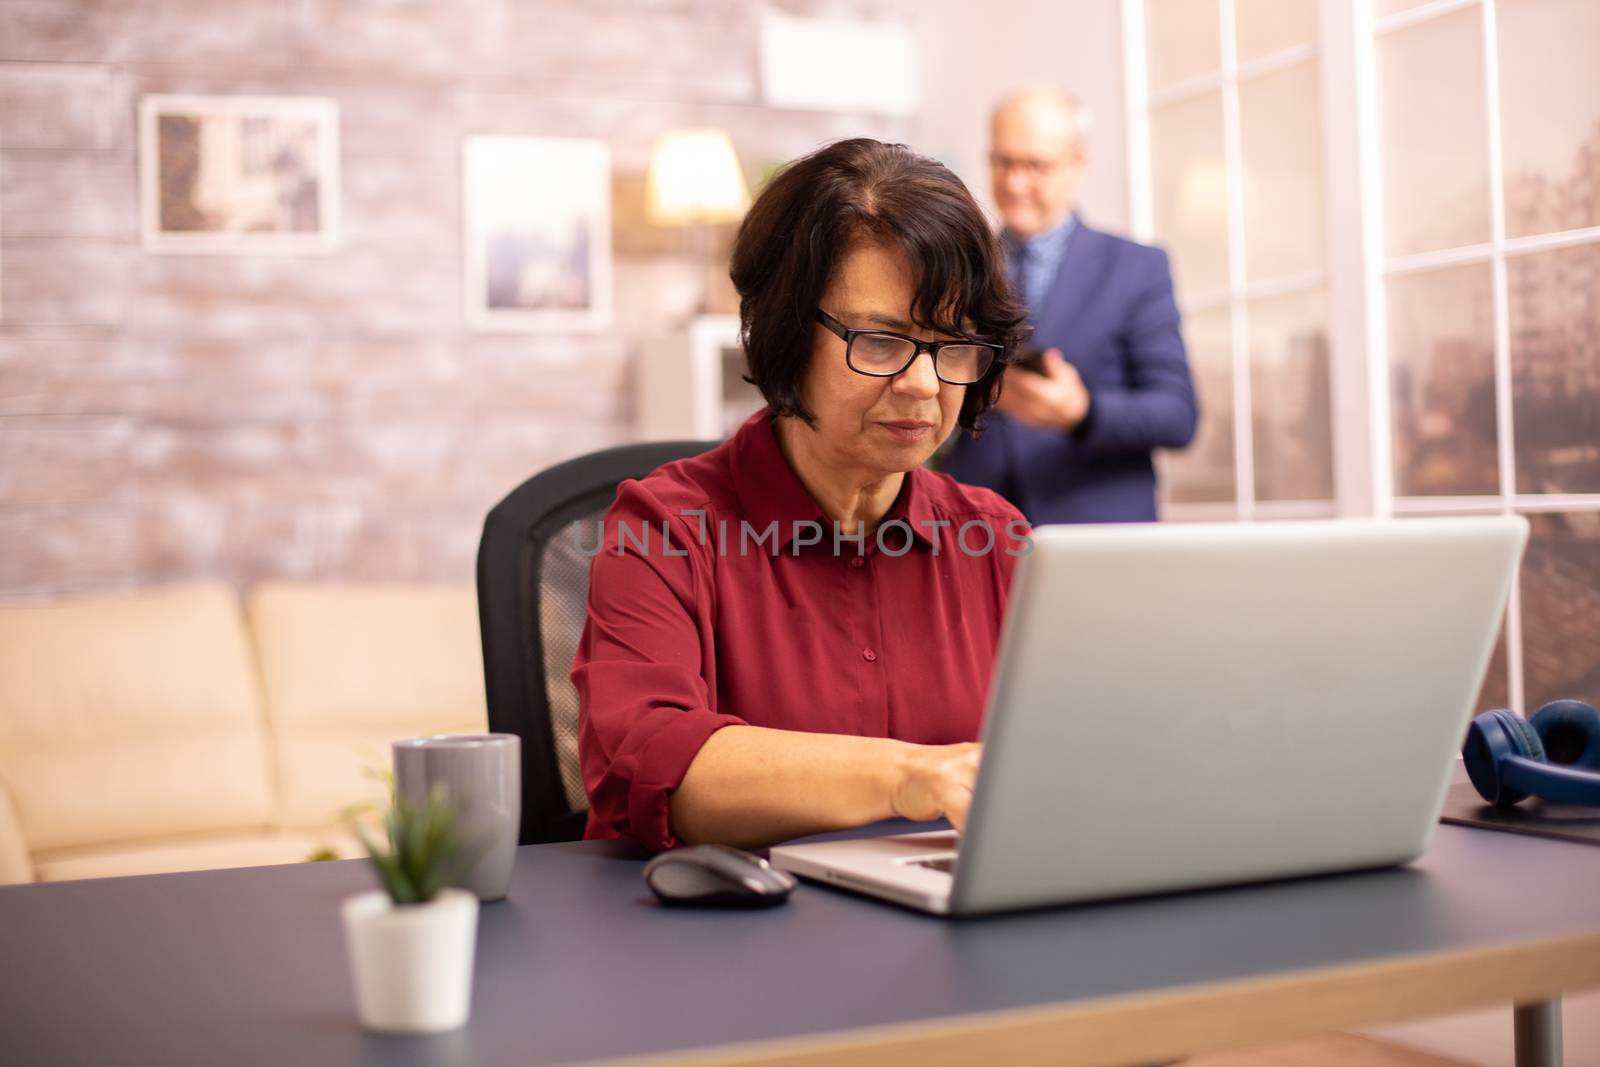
[572,483,746,851]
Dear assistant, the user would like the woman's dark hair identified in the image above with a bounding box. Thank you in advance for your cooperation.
[729,138,1029,432]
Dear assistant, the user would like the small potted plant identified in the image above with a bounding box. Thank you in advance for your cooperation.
[342,782,479,1034]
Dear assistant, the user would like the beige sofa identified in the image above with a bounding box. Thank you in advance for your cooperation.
[0,581,488,884]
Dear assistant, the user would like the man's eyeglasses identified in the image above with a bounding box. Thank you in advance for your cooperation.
[988,152,1066,179]
[816,309,1000,386]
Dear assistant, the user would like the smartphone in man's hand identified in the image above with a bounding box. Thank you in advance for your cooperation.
[1011,348,1048,375]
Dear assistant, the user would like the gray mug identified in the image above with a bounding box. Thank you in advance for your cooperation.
[392,733,521,902]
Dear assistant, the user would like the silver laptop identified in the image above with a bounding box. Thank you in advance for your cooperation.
[769,516,1528,915]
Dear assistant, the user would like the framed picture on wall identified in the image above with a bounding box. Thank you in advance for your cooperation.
[463,136,612,332]
[139,94,340,254]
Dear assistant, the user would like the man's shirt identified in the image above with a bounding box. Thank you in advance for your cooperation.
[1002,213,1077,322]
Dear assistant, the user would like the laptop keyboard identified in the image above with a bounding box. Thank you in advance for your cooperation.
[909,854,957,873]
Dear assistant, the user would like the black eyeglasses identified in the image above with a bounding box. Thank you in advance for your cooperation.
[816,309,1000,385]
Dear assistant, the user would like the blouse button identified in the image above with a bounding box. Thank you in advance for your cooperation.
[862,647,878,662]
[849,556,866,569]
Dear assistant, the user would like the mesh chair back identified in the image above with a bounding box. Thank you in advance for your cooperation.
[476,440,718,844]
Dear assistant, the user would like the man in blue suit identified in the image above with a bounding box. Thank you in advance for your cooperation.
[943,88,1198,524]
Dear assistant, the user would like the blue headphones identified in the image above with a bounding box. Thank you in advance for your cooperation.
[1463,699,1600,809]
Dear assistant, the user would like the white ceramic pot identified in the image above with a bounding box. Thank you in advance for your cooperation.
[342,887,479,1034]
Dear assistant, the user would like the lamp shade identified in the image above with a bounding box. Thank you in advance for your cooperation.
[645,128,751,225]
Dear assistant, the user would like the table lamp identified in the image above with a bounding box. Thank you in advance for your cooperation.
[646,127,751,314]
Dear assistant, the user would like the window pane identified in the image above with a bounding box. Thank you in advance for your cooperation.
[1376,8,1491,256]
[1151,92,1229,299]
[1161,308,1234,504]
[1387,264,1499,496]
[1235,0,1317,63]
[1248,289,1333,501]
[1521,511,1600,710]
[1499,0,1600,237]
[1146,0,1220,92]
[1375,0,1440,17]
[1508,243,1600,494]
[1239,60,1326,282]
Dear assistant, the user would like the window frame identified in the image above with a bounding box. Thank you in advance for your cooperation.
[1124,0,1600,714]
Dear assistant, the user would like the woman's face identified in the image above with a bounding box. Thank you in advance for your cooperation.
[797,240,970,479]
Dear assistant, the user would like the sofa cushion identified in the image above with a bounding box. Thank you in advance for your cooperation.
[0,583,275,854]
[30,827,368,883]
[249,582,488,828]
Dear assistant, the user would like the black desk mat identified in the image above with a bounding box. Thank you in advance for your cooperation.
[1440,782,1600,846]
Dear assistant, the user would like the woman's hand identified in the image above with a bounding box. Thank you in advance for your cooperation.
[890,742,983,832]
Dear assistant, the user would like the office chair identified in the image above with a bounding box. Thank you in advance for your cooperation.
[476,439,718,844]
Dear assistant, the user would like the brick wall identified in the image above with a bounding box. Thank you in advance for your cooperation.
[0,0,915,597]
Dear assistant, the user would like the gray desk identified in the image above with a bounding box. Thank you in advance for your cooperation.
[1,823,1598,1067]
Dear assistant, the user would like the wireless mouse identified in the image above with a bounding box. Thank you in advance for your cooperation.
[643,844,797,908]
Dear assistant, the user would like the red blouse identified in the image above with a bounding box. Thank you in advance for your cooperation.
[573,408,1029,850]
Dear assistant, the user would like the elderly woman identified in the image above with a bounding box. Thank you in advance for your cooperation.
[574,138,1031,851]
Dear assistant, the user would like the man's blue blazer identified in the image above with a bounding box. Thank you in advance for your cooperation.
[944,218,1199,525]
